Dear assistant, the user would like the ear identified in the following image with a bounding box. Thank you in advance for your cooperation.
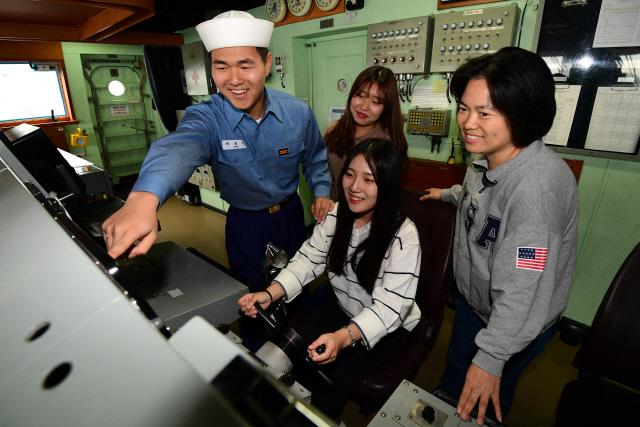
[264,52,273,78]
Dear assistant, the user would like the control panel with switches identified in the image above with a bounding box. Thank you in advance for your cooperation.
[366,16,434,74]
[369,380,489,427]
[407,108,451,137]
[430,4,519,73]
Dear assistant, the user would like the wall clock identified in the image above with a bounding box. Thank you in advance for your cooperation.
[315,0,340,12]
[287,0,313,17]
[265,0,287,23]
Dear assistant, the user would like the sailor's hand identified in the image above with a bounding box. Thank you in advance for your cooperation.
[102,191,160,259]
[312,197,334,223]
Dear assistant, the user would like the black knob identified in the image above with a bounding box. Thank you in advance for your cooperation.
[421,405,436,423]
[316,344,326,354]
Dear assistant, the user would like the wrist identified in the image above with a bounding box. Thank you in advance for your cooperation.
[338,328,350,350]
[127,191,160,209]
[270,281,287,301]
[342,325,357,349]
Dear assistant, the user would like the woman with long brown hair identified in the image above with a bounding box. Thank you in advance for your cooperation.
[324,66,408,199]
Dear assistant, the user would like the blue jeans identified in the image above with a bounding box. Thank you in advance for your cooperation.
[439,297,558,418]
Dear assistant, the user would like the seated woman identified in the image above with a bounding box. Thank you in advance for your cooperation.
[324,66,408,199]
[238,138,421,420]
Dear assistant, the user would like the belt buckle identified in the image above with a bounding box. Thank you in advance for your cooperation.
[268,203,281,214]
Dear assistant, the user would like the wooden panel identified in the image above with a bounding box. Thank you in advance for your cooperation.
[404,158,466,191]
[79,8,135,40]
[404,157,584,192]
[103,31,183,46]
[437,0,501,10]
[0,22,79,43]
[0,0,156,44]
[41,125,70,151]
[88,7,155,42]
[564,159,583,183]
[0,41,63,61]
[276,0,345,27]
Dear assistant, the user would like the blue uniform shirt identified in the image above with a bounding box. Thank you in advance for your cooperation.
[133,88,331,210]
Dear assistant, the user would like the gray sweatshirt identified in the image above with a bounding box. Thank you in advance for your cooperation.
[441,140,578,376]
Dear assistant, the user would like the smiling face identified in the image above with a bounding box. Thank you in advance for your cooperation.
[457,77,521,169]
[349,82,385,132]
[342,154,378,226]
[211,46,272,120]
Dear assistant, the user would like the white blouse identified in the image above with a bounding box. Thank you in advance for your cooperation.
[275,204,422,349]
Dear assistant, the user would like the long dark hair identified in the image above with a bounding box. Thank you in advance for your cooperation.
[327,138,406,294]
[325,66,408,162]
[450,47,555,147]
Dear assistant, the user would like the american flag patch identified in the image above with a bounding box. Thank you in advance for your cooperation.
[516,247,548,271]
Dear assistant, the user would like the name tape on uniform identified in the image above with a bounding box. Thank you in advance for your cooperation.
[221,139,247,150]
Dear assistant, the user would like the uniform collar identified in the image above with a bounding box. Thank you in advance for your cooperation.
[221,88,284,129]
[472,139,543,182]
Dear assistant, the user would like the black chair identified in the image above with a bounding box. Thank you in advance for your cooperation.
[556,241,640,427]
[350,189,457,410]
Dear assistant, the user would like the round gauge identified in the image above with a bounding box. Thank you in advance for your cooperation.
[265,0,287,23]
[287,0,312,17]
[315,0,340,12]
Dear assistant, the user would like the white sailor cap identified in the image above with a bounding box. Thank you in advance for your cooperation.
[195,10,274,52]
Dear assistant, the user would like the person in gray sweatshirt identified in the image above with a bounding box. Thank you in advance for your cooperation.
[420,47,578,425]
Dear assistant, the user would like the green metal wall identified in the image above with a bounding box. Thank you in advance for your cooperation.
[60,42,165,170]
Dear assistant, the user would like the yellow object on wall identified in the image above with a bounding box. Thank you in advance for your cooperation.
[69,128,88,147]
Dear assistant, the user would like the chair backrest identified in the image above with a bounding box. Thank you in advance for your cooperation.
[349,190,457,409]
[573,241,640,390]
[400,189,456,330]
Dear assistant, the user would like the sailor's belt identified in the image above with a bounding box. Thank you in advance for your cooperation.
[267,194,295,213]
[234,195,295,214]
[268,203,282,214]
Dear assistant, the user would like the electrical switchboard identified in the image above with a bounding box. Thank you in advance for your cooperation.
[407,108,451,136]
[430,4,519,73]
[366,16,434,74]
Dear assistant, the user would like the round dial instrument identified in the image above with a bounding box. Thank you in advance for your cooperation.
[315,0,340,12]
[265,0,287,23]
[287,0,313,17]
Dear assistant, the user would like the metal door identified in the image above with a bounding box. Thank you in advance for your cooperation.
[82,55,154,179]
[296,33,367,225]
[308,33,368,132]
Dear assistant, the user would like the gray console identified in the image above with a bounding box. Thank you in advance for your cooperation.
[369,380,485,427]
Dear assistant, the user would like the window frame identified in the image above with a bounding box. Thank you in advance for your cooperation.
[0,60,76,128]
[0,41,77,130]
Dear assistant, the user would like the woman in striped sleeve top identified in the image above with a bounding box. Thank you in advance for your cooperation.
[238,138,421,420]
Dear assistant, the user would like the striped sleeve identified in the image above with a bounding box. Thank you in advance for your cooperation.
[352,219,422,348]
[274,205,337,301]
